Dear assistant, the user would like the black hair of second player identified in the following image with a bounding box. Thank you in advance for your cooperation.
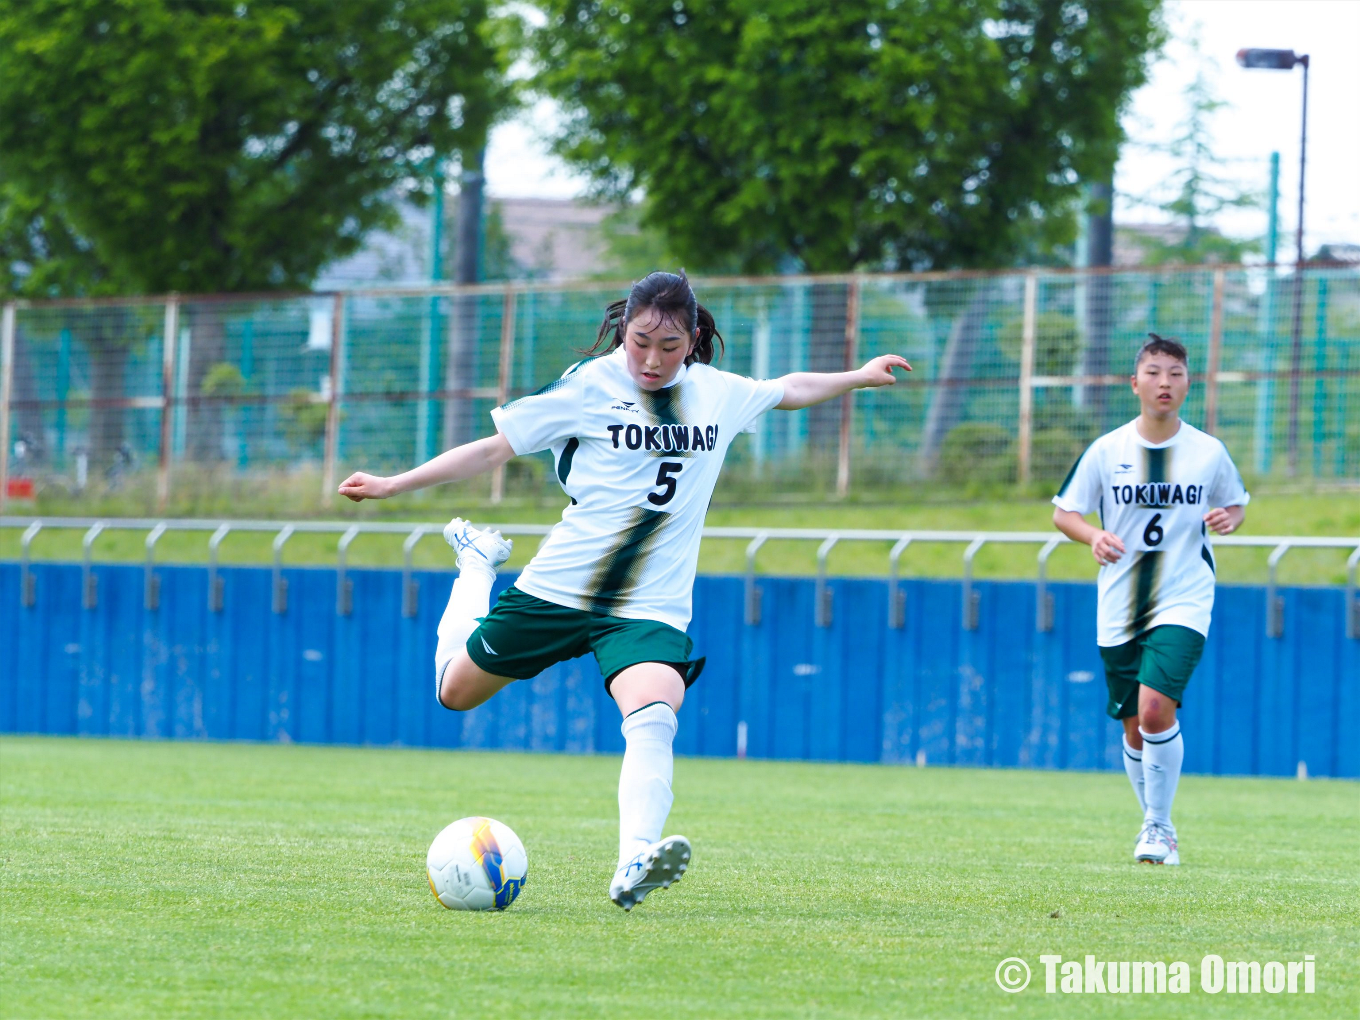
[584,270,724,365]
[1135,333,1189,373]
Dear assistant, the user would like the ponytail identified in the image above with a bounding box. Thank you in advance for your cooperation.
[692,303,721,366]
[582,271,724,365]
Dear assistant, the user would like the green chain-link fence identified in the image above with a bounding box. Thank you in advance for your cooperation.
[2,265,1357,510]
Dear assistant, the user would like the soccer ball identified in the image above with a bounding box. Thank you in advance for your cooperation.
[426,816,528,911]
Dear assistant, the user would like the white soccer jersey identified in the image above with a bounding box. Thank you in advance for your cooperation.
[490,346,784,631]
[1052,419,1250,647]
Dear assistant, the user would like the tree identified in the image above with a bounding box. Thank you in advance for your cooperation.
[533,0,1165,274]
[1123,50,1260,265]
[0,0,512,466]
[0,0,510,295]
[0,184,119,300]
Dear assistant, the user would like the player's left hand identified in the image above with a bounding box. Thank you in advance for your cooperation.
[1203,507,1237,535]
[858,354,912,387]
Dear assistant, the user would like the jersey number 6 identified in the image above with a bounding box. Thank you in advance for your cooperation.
[648,462,683,506]
[1143,512,1164,547]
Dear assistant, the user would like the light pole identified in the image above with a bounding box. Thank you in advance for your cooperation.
[1236,47,1309,476]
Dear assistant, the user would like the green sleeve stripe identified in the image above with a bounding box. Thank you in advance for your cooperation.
[1055,447,1088,498]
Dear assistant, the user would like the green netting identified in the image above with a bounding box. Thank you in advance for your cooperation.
[5,267,1358,503]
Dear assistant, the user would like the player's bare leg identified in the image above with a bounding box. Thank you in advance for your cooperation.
[1121,716,1147,839]
[437,650,515,711]
[609,662,691,910]
[1135,685,1182,865]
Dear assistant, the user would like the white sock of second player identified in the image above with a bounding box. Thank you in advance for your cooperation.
[617,702,678,868]
[1140,721,1184,832]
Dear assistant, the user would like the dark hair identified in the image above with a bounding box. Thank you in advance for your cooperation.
[1135,333,1189,372]
[584,271,724,365]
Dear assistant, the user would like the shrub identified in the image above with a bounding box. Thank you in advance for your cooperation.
[937,422,1015,485]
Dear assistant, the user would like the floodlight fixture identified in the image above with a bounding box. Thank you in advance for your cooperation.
[1235,48,1304,71]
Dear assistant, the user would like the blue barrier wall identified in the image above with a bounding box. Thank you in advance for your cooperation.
[1,562,1356,777]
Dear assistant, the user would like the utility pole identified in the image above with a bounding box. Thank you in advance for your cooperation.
[1236,47,1310,475]
[443,147,485,451]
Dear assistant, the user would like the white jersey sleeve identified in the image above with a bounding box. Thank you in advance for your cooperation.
[1207,443,1251,508]
[490,362,586,455]
[1052,440,1105,516]
[720,374,785,435]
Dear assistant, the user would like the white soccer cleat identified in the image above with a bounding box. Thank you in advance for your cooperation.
[443,517,512,572]
[1135,823,1180,865]
[609,835,692,911]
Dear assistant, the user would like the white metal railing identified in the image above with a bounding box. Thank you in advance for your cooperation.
[3,516,1357,639]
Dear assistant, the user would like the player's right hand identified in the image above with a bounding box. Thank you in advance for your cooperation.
[338,471,392,501]
[1090,529,1125,566]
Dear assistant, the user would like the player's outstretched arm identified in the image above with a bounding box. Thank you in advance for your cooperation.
[775,354,911,410]
[338,433,516,502]
[1053,507,1125,566]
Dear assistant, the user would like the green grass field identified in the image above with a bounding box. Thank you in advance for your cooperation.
[3,491,1358,585]
[3,737,1356,1018]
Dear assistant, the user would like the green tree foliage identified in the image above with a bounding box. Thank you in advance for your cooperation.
[1124,54,1260,265]
[0,183,118,299]
[0,0,510,296]
[534,0,1165,273]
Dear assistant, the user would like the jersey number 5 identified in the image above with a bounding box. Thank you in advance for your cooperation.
[648,462,683,506]
[1143,512,1164,547]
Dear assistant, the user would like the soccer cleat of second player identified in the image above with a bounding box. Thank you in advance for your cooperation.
[443,517,513,572]
[1135,823,1180,866]
[610,835,692,911]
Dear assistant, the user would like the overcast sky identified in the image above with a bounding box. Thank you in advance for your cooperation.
[482,0,1360,252]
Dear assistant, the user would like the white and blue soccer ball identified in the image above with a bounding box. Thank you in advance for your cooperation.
[426,816,528,911]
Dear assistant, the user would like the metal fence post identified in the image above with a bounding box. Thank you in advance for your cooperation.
[962,537,985,631]
[1035,535,1062,632]
[401,524,435,617]
[157,297,179,510]
[208,523,231,612]
[272,525,295,614]
[835,277,860,499]
[815,535,839,627]
[1266,541,1291,638]
[0,302,16,513]
[1347,545,1360,641]
[336,525,360,616]
[82,522,106,610]
[743,533,768,626]
[321,293,345,501]
[20,521,41,607]
[1204,268,1225,434]
[1017,273,1038,485]
[490,287,516,504]
[144,522,167,610]
[887,535,912,629]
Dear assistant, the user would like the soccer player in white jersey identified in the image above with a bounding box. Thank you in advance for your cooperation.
[1052,334,1248,866]
[338,272,910,909]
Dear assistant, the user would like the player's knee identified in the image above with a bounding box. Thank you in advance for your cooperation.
[1140,692,1175,730]
[435,662,466,712]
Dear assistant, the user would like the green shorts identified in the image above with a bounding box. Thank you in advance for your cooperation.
[1099,624,1205,720]
[466,586,704,694]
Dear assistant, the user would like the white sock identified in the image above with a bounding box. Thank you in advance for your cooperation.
[433,560,496,700]
[1140,721,1183,831]
[1122,736,1146,815]
[617,702,677,869]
